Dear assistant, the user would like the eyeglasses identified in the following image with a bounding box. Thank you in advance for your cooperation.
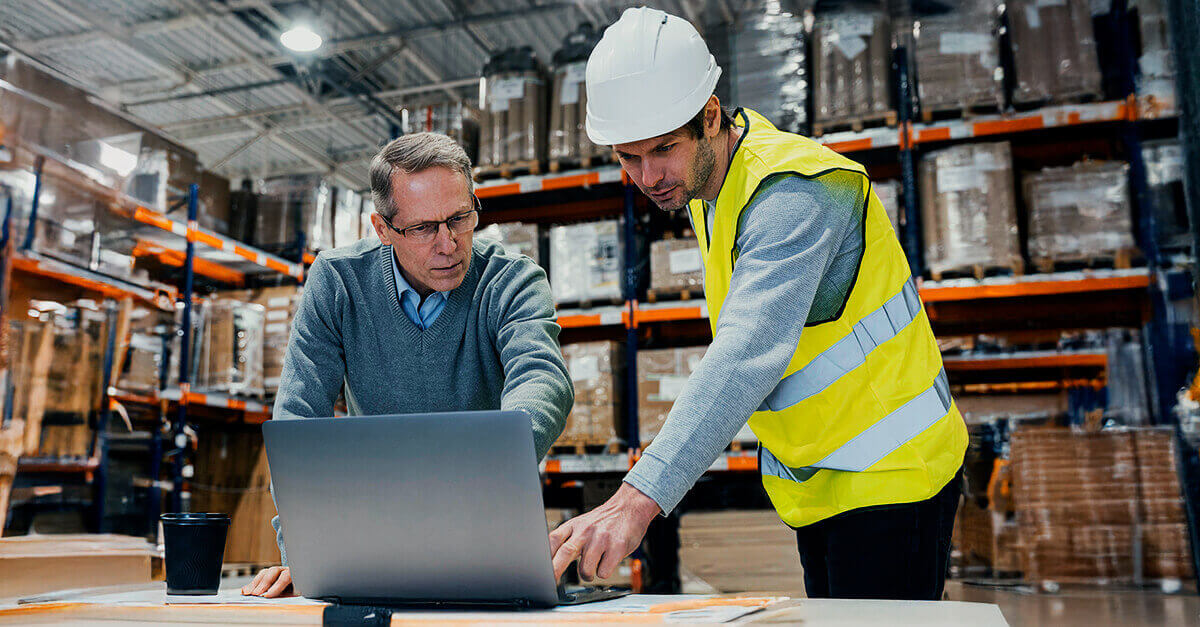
[383,196,481,243]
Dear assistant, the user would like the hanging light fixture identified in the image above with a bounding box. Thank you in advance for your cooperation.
[281,23,323,52]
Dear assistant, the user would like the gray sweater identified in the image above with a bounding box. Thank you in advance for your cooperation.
[270,237,573,565]
[625,173,865,515]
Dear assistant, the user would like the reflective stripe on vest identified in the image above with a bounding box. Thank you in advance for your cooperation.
[760,367,952,481]
[759,279,923,413]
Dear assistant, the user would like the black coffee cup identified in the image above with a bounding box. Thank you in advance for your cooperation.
[161,513,230,595]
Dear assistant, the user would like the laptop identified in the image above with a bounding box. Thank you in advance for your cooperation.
[262,411,629,608]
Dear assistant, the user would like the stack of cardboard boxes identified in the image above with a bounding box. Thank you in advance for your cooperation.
[679,510,804,593]
[637,347,706,445]
[1010,428,1192,583]
[560,341,622,449]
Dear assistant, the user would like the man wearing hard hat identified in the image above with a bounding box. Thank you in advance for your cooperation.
[549,7,967,600]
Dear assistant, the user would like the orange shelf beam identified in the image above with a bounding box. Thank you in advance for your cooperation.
[11,255,176,308]
[943,352,1107,371]
[132,241,246,286]
[127,206,304,280]
[919,273,1151,303]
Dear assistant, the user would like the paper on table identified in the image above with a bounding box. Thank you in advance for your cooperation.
[552,594,783,623]
[166,589,323,605]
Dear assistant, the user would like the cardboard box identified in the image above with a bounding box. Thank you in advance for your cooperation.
[637,347,706,444]
[918,141,1020,276]
[477,48,547,170]
[679,510,804,594]
[549,221,622,305]
[1024,160,1135,264]
[561,341,622,447]
[0,534,158,599]
[191,431,281,565]
[812,3,892,127]
[1007,0,1102,105]
[649,239,703,295]
[478,222,540,266]
[913,2,1004,113]
[1009,427,1193,583]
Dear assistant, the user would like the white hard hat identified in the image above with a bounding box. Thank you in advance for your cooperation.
[585,7,722,146]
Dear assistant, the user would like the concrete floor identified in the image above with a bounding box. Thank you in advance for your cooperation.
[946,580,1200,626]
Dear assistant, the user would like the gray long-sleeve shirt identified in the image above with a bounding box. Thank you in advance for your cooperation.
[624,171,867,515]
[269,237,573,565]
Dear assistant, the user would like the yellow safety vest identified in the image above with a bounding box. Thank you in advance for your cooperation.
[688,109,967,528]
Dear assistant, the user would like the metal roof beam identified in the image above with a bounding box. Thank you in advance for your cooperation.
[27,0,360,188]
[153,4,570,80]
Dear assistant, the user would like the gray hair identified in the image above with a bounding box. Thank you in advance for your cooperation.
[369,132,474,220]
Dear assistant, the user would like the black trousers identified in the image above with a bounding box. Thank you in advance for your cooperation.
[794,468,962,600]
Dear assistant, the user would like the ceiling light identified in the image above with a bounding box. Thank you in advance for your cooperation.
[281,24,323,52]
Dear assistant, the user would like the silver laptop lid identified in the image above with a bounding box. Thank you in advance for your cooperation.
[263,411,560,607]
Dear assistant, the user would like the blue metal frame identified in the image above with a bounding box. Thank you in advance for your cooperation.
[170,183,200,513]
[20,156,44,252]
[622,183,640,450]
[1,190,14,430]
[91,300,119,532]
[894,45,923,279]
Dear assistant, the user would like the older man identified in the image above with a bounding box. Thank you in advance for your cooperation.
[244,132,573,598]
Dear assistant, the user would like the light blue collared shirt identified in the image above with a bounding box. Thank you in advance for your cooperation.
[392,254,448,330]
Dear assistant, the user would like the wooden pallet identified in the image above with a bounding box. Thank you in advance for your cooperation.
[1012,90,1103,111]
[919,102,1004,124]
[550,441,623,456]
[1032,248,1136,275]
[929,258,1025,282]
[645,287,699,304]
[549,153,612,174]
[473,159,541,181]
[812,110,897,137]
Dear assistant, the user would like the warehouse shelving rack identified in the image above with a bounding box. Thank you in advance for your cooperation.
[1,137,304,533]
[469,3,1198,590]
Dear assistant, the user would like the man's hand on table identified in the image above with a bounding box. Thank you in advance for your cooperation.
[242,566,295,598]
[549,482,661,582]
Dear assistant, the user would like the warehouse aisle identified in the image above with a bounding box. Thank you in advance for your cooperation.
[947,581,1200,626]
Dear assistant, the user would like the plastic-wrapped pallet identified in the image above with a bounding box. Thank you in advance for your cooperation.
[477,47,547,176]
[912,1,1004,116]
[8,304,108,458]
[333,188,363,248]
[561,341,622,448]
[1007,0,1102,105]
[873,179,901,229]
[1143,140,1188,251]
[477,222,540,265]
[407,102,479,164]
[730,1,809,134]
[1134,0,1176,114]
[549,220,622,305]
[918,141,1021,279]
[256,174,332,251]
[1010,428,1192,584]
[0,56,200,207]
[638,347,706,445]
[1105,329,1150,426]
[811,1,892,132]
[248,286,303,394]
[1023,160,1134,269]
[194,298,265,398]
[649,238,703,296]
[361,197,378,242]
[549,24,604,169]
